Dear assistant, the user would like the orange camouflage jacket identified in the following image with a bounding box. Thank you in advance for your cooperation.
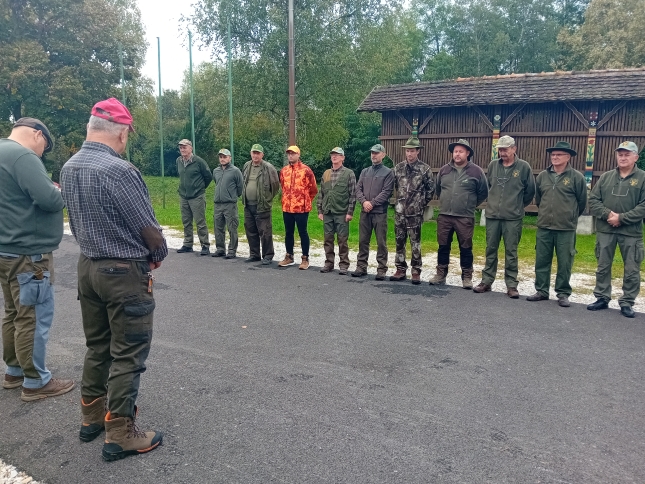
[280,161,318,213]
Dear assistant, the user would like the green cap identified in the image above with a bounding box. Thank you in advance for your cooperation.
[546,141,576,157]
[448,139,474,159]
[218,148,232,156]
[402,137,423,149]
[615,141,639,153]
[251,143,264,153]
[330,147,345,155]
[370,144,386,153]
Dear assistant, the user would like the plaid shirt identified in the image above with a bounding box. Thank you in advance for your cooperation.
[60,142,168,262]
[316,165,357,215]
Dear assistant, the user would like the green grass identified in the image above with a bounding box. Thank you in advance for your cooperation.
[145,176,628,277]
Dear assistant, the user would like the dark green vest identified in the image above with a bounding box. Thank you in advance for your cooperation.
[321,167,352,214]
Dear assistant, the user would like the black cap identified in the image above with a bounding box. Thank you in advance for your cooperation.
[13,117,53,153]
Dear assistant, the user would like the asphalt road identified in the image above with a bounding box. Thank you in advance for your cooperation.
[1,236,644,483]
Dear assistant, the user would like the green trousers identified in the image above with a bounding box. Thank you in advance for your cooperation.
[323,213,350,270]
[78,254,155,418]
[214,202,239,255]
[180,194,210,247]
[481,218,523,288]
[593,232,644,307]
[534,228,577,298]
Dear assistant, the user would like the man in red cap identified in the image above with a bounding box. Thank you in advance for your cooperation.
[61,98,167,461]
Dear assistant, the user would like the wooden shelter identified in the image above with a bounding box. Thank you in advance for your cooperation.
[357,68,645,191]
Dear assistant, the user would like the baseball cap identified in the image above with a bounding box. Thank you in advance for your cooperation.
[615,141,639,153]
[218,148,232,156]
[496,135,515,148]
[91,98,135,132]
[369,144,386,153]
[330,147,344,155]
[13,117,53,153]
[286,145,300,154]
[178,139,192,146]
[251,143,264,153]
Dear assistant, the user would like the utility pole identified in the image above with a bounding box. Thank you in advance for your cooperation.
[227,20,234,162]
[118,43,130,161]
[189,30,196,152]
[288,0,296,147]
[157,37,165,209]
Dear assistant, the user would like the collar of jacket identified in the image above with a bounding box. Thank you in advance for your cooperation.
[495,157,517,168]
[614,165,638,179]
[547,163,572,175]
[448,160,472,170]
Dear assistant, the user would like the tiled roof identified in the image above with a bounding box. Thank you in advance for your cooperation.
[357,68,645,112]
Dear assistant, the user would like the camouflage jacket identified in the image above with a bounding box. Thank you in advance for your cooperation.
[393,160,435,217]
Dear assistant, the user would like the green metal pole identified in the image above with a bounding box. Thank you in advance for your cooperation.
[189,30,196,152]
[157,37,165,209]
[118,43,130,161]
[227,20,234,162]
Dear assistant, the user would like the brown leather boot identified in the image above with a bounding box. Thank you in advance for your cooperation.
[80,395,107,442]
[411,273,421,285]
[428,265,448,285]
[461,267,474,290]
[102,410,163,461]
[298,255,310,270]
[389,269,407,281]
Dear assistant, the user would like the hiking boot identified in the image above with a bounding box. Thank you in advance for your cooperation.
[621,306,636,318]
[587,299,609,311]
[278,254,295,267]
[351,269,367,277]
[225,253,236,259]
[245,256,261,262]
[102,411,163,462]
[338,268,348,275]
[411,273,421,285]
[320,265,333,273]
[558,296,570,307]
[211,251,226,257]
[428,265,448,285]
[526,292,548,301]
[21,378,75,402]
[3,374,24,389]
[200,246,210,256]
[298,256,310,270]
[473,282,491,294]
[461,267,473,290]
[261,258,272,265]
[389,269,407,281]
[506,287,520,299]
[375,272,386,281]
[80,396,107,442]
[176,246,193,253]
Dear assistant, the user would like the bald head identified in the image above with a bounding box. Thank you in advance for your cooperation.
[8,125,49,157]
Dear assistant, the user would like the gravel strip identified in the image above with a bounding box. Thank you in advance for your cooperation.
[0,459,39,484]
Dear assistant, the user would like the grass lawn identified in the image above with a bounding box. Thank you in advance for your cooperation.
[145,176,629,277]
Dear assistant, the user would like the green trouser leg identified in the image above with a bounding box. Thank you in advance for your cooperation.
[180,197,195,247]
[214,202,239,255]
[481,218,523,287]
[78,254,154,418]
[181,195,210,247]
[534,228,576,298]
[356,212,388,273]
[323,214,350,269]
[594,232,644,307]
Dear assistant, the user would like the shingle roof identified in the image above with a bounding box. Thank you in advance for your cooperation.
[357,68,645,112]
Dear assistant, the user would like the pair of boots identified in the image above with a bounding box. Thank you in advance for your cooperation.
[80,396,163,461]
[428,264,473,289]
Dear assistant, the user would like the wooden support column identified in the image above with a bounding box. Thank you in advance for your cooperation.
[584,105,599,189]
[412,109,419,137]
[490,107,502,160]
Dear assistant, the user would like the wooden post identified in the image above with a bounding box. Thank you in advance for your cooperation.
[585,105,599,189]
[490,108,502,160]
[412,109,419,137]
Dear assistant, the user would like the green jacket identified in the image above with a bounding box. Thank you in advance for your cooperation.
[436,161,488,218]
[485,157,536,220]
[317,166,356,215]
[213,163,243,203]
[535,164,587,231]
[589,166,645,237]
[0,139,64,254]
[241,160,280,212]
[176,155,212,200]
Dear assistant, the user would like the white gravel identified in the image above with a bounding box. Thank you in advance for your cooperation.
[0,459,39,484]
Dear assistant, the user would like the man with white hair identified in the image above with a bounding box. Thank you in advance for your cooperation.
[473,136,535,298]
[61,98,167,461]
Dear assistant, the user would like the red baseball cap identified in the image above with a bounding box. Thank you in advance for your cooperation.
[91,98,135,132]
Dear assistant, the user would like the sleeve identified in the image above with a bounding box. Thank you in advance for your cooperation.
[619,181,645,225]
[370,169,395,207]
[476,171,489,206]
[13,154,65,212]
[316,172,325,215]
[523,165,536,207]
[347,170,357,214]
[535,173,543,207]
[201,159,212,189]
[236,169,244,197]
[307,167,318,199]
[424,170,435,206]
[486,161,493,189]
[588,174,610,220]
[435,168,442,199]
[577,174,588,216]
[355,169,366,204]
[268,164,280,199]
[112,169,168,262]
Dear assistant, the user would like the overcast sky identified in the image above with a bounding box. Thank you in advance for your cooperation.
[138,0,213,91]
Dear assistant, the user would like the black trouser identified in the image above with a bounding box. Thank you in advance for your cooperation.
[244,204,274,260]
[283,212,310,257]
[436,215,474,268]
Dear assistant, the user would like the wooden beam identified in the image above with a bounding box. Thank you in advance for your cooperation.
[596,101,627,130]
[500,103,527,130]
[395,110,412,133]
[472,106,494,131]
[564,101,590,128]
[417,108,439,134]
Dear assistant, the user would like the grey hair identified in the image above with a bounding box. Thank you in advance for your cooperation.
[88,115,128,136]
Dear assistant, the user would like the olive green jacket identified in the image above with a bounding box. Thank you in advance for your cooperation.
[485,157,536,220]
[589,166,645,237]
[176,155,212,200]
[241,160,280,212]
[535,164,587,231]
[436,161,488,218]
